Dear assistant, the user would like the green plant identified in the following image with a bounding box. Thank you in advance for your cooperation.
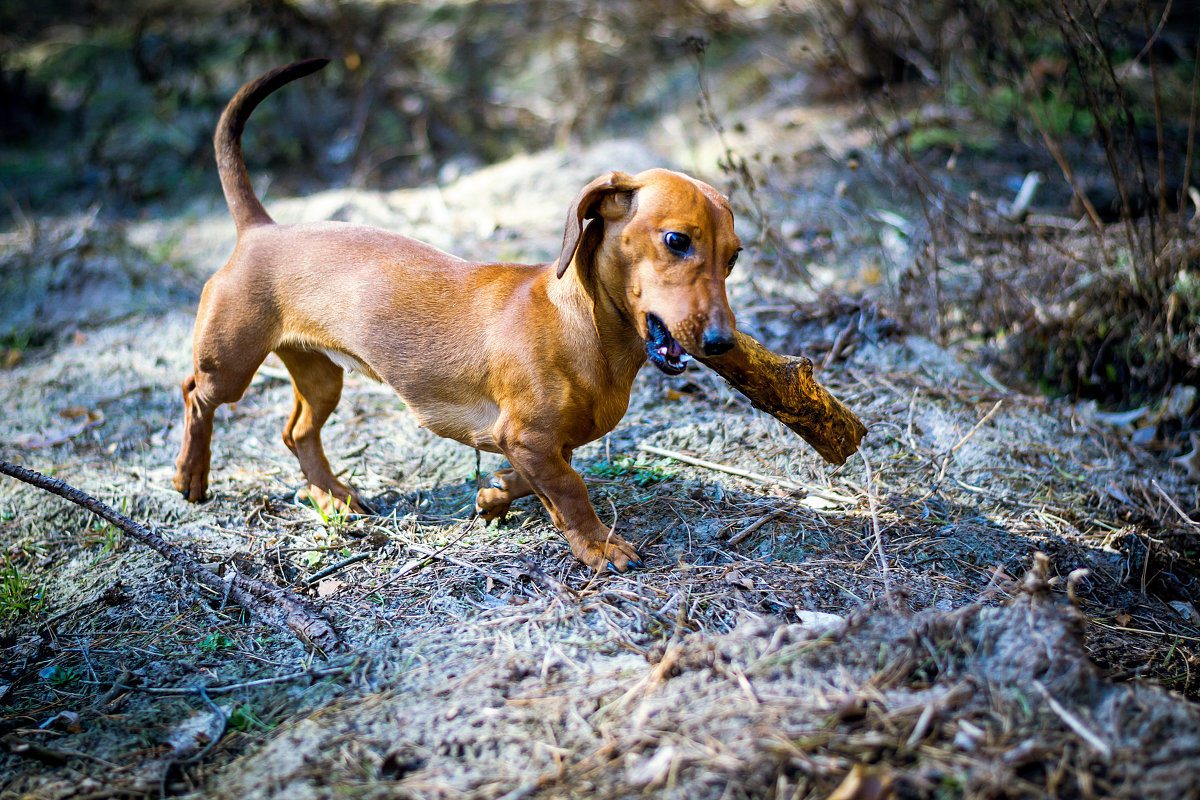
[86,516,124,553]
[0,326,32,352]
[80,498,129,553]
[305,495,350,531]
[198,631,234,653]
[0,559,45,622]
[38,663,78,686]
[228,703,273,732]
[588,456,674,488]
[147,230,183,267]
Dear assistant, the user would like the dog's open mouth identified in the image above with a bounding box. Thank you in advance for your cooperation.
[645,313,691,375]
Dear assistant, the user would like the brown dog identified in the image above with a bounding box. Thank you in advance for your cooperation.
[174,59,744,572]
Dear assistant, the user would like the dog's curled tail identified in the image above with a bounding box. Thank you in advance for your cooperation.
[215,58,330,232]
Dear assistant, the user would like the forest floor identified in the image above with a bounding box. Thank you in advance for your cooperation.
[3,62,1200,800]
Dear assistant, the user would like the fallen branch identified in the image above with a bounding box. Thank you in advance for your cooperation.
[0,460,343,653]
[694,330,867,464]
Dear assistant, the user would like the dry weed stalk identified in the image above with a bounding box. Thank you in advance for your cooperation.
[684,35,813,285]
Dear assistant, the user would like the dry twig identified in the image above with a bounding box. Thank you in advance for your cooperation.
[728,510,784,546]
[303,552,372,587]
[0,459,343,653]
[1033,680,1112,760]
[1150,479,1200,528]
[637,443,855,505]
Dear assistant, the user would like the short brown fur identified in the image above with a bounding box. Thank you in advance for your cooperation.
[175,60,744,571]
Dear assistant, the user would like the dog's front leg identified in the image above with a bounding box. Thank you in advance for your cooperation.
[501,433,642,572]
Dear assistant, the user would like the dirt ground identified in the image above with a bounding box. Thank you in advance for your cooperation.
[3,69,1200,799]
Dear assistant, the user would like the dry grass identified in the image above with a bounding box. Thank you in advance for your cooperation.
[3,47,1200,800]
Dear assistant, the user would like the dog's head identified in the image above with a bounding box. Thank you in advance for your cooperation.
[556,169,741,375]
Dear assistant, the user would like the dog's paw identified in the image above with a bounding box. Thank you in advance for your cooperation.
[475,487,513,524]
[173,465,209,503]
[570,531,644,573]
[476,468,531,524]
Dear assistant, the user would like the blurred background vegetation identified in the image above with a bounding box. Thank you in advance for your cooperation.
[0,0,757,219]
[1,0,1198,412]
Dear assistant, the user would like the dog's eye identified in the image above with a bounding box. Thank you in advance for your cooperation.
[727,249,741,272]
[664,232,691,255]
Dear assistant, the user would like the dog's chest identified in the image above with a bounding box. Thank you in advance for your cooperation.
[561,384,632,448]
[405,396,503,453]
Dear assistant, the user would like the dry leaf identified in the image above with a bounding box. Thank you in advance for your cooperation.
[167,708,226,759]
[826,763,894,800]
[800,494,842,509]
[317,579,345,597]
[40,710,82,734]
[626,745,676,787]
[723,570,754,590]
[1090,405,1148,429]
[1171,433,1200,483]
[794,610,847,637]
[1169,601,1200,626]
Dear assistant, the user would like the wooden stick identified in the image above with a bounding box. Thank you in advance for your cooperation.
[694,330,867,465]
[0,460,343,654]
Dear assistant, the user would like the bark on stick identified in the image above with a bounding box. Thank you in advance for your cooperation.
[695,330,867,465]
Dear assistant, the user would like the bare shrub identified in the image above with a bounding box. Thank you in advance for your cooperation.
[820,0,1200,407]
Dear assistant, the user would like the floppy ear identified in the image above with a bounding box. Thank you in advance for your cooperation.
[556,171,638,279]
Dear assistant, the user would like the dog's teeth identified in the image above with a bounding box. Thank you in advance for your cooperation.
[679,354,691,363]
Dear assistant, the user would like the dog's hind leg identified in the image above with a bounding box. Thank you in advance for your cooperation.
[475,468,534,522]
[276,347,370,515]
[174,353,266,503]
[174,375,215,501]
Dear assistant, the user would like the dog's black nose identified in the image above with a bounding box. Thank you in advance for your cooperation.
[701,328,735,356]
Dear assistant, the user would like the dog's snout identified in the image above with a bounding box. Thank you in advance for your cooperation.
[701,328,735,356]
